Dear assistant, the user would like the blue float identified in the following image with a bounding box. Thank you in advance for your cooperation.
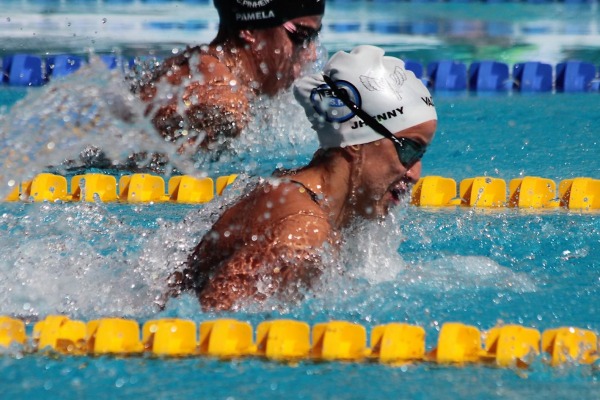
[468,61,510,92]
[329,22,361,33]
[405,60,424,79]
[410,21,439,36]
[512,62,553,92]
[46,55,84,79]
[427,60,467,91]
[2,54,45,86]
[555,61,596,92]
[367,21,409,34]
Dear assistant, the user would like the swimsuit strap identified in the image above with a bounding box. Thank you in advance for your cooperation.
[289,179,321,205]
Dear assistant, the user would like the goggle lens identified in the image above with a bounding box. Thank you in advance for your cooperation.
[284,23,321,47]
[389,136,427,169]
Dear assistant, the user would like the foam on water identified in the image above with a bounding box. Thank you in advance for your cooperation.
[401,255,537,292]
[0,202,157,318]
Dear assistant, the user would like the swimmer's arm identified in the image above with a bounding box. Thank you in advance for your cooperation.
[182,82,251,146]
[198,215,331,311]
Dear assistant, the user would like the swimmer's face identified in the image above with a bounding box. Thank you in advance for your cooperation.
[353,119,437,218]
[251,15,322,95]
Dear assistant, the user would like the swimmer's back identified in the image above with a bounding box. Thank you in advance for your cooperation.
[184,180,333,309]
[193,179,330,266]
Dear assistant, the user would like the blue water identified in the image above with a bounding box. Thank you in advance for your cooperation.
[1,1,600,399]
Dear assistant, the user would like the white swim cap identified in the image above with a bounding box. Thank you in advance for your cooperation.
[293,45,437,148]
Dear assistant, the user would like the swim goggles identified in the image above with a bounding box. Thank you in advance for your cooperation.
[283,22,322,48]
[322,74,427,169]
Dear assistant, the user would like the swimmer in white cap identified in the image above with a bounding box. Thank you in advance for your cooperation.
[138,0,326,154]
[167,45,437,311]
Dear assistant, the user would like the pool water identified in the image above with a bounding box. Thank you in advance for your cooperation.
[1,1,600,399]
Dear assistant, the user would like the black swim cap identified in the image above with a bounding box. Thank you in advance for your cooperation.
[214,0,325,30]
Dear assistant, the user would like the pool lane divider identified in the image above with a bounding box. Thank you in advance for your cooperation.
[0,316,598,368]
[3,54,600,93]
[4,173,599,210]
[4,173,238,204]
[411,175,600,210]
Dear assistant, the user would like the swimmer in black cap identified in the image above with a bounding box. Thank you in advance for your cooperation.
[139,0,325,153]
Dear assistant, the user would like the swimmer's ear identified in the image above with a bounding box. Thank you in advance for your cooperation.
[341,144,363,162]
[239,30,256,44]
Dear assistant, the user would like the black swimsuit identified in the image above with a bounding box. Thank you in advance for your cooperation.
[289,179,321,205]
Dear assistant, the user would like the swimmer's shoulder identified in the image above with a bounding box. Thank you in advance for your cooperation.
[222,179,327,221]
[150,46,234,85]
[207,180,334,258]
[252,180,330,238]
[197,54,235,83]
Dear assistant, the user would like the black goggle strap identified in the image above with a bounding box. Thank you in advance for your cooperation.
[322,74,426,167]
[322,74,396,141]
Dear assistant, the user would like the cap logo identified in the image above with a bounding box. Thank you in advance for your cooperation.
[310,80,361,123]
[236,0,273,7]
[359,66,407,101]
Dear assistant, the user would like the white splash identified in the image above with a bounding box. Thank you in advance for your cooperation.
[0,202,160,318]
[0,56,208,198]
[399,255,537,292]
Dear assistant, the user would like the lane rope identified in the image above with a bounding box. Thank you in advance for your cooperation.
[1,316,597,368]
[4,173,599,210]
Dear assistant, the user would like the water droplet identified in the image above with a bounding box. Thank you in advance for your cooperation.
[102,18,107,24]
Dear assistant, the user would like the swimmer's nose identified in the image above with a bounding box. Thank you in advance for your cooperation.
[306,40,321,63]
[405,161,422,184]
[296,40,319,64]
